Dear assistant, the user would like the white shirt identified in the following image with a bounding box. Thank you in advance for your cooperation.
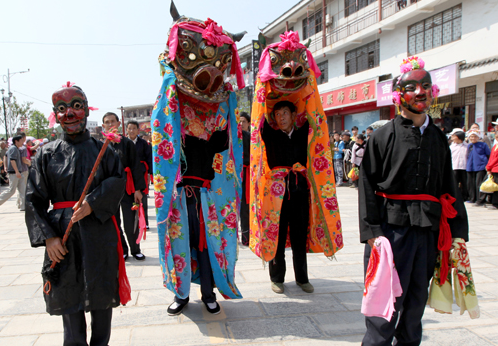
[416,114,430,134]
[450,141,468,170]
[282,128,294,139]
[129,136,138,145]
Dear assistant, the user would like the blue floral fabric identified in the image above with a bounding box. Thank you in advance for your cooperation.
[151,62,243,300]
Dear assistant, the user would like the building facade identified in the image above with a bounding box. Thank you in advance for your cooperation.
[121,104,154,135]
[239,0,498,135]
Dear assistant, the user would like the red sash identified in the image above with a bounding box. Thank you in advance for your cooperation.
[124,167,135,195]
[243,165,250,204]
[181,176,211,251]
[140,161,149,194]
[375,192,457,284]
[52,201,131,305]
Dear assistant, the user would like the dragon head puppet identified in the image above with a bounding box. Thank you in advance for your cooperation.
[162,1,246,103]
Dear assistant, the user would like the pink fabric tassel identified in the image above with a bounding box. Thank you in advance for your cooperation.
[48,112,56,128]
[136,203,147,244]
[361,236,402,322]
[88,107,99,111]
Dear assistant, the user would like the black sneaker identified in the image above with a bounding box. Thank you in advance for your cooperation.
[134,253,146,261]
[123,254,129,261]
[167,301,188,315]
[204,301,221,314]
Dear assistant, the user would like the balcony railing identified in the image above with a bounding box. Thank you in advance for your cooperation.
[307,0,420,53]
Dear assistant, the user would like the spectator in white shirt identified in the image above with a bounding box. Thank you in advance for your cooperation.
[351,134,366,188]
[450,129,468,201]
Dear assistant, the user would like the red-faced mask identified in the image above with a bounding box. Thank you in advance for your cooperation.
[52,87,89,135]
[396,69,433,114]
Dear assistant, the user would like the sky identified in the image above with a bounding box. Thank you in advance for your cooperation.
[0,0,297,126]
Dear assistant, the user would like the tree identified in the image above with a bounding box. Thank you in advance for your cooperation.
[27,111,50,139]
[0,96,33,137]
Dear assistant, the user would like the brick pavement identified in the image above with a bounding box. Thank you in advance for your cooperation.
[0,185,497,345]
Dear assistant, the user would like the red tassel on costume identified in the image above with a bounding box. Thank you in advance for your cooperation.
[136,203,147,244]
[198,204,208,252]
[124,167,135,195]
[112,216,131,305]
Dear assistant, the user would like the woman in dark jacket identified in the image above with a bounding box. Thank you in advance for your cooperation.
[466,130,491,206]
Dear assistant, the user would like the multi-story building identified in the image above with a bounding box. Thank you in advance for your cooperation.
[121,104,154,134]
[239,0,498,135]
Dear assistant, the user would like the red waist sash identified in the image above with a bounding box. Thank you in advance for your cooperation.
[375,192,457,284]
[243,165,250,204]
[124,167,135,195]
[180,176,211,251]
[52,201,131,305]
[140,161,149,194]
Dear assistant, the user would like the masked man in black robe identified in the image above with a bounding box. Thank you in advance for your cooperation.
[25,85,128,346]
[359,57,469,346]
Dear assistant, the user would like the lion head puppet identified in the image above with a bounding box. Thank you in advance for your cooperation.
[249,31,344,262]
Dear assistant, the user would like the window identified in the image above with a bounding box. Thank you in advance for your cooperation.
[408,4,462,55]
[317,60,329,85]
[302,8,324,39]
[345,0,376,17]
[345,40,380,76]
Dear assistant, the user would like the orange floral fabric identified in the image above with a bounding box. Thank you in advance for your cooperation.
[249,71,343,262]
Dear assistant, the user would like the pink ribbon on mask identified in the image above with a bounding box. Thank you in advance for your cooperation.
[167,19,245,89]
[259,31,321,83]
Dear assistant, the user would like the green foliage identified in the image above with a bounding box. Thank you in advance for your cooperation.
[27,111,50,139]
[0,96,34,137]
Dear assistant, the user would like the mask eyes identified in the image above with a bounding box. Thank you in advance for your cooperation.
[72,101,83,110]
[300,51,307,64]
[57,104,67,113]
[270,52,278,64]
[181,39,192,51]
[423,83,432,90]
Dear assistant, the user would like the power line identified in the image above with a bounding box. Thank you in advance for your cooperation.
[12,90,51,105]
[0,41,164,47]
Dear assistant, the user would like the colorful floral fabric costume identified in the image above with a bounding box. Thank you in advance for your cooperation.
[249,31,343,262]
[151,62,243,300]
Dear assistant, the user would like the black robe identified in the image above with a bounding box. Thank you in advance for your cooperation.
[25,130,126,315]
[110,135,146,193]
[359,115,469,243]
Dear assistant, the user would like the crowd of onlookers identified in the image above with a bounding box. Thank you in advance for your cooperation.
[0,134,50,210]
[331,126,373,189]
[450,121,498,210]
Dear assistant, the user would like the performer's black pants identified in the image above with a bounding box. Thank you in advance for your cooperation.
[492,174,498,207]
[467,170,487,204]
[453,169,468,201]
[62,308,112,346]
[240,184,249,246]
[175,198,216,304]
[362,224,438,346]
[142,189,149,227]
[116,193,141,256]
[269,190,309,284]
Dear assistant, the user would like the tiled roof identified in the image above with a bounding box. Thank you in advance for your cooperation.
[460,56,498,70]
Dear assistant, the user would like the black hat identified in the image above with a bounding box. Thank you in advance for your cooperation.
[342,131,351,136]
[366,126,373,131]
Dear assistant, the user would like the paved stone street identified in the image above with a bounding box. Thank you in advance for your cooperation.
[0,185,497,345]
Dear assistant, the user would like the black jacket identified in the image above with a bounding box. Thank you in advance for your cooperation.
[261,119,309,193]
[358,115,469,243]
[133,135,153,176]
[25,130,126,315]
[110,135,146,193]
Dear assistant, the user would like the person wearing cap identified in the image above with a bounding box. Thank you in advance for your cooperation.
[450,129,469,201]
[466,130,491,207]
[467,123,492,149]
[342,131,354,186]
[492,121,498,147]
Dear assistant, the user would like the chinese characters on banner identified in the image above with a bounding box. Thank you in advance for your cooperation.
[376,63,459,107]
[320,79,377,110]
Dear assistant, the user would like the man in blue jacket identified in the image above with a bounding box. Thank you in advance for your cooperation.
[466,130,491,206]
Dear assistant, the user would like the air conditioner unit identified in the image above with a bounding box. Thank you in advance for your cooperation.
[326,14,333,26]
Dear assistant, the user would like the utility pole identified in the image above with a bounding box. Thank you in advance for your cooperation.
[2,68,30,137]
[1,89,8,138]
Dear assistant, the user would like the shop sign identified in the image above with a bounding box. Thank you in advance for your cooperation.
[320,79,376,111]
[139,121,151,132]
[376,63,459,107]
